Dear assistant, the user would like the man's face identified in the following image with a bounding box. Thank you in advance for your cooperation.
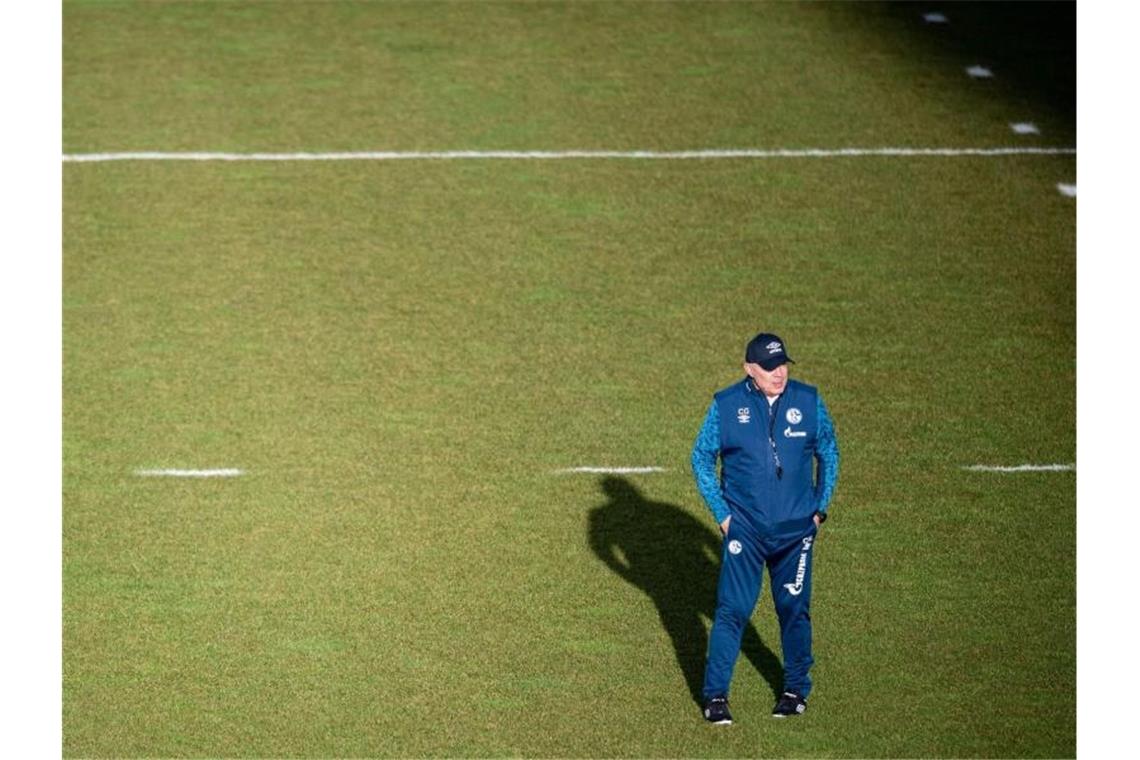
[745,361,788,397]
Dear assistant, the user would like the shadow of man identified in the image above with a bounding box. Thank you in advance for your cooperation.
[587,476,782,705]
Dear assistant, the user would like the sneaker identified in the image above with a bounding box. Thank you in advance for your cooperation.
[771,691,807,717]
[702,696,733,725]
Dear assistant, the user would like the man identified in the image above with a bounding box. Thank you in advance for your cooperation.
[691,332,839,724]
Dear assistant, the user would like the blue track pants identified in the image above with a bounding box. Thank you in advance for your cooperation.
[702,517,817,700]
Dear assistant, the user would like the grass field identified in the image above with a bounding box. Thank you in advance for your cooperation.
[63,1,1076,757]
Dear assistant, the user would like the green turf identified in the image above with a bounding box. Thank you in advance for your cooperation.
[64,2,1075,757]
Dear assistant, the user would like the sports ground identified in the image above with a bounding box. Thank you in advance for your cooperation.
[62,1,1076,756]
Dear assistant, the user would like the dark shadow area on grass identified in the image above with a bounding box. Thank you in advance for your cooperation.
[587,476,782,705]
[878,1,1075,126]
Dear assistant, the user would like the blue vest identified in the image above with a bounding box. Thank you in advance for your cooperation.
[714,377,819,536]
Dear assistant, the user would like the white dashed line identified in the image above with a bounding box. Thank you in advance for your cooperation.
[962,464,1074,473]
[1056,183,1076,197]
[554,467,666,474]
[135,469,245,478]
[966,65,994,78]
[1010,122,1041,135]
[923,12,949,24]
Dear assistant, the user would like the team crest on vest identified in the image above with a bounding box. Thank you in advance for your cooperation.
[786,408,802,425]
[728,540,743,555]
[737,407,751,424]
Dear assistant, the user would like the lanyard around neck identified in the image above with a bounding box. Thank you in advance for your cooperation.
[766,396,783,480]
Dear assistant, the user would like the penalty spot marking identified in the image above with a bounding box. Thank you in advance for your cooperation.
[1057,183,1077,197]
[923,13,949,24]
[962,463,1074,473]
[1010,122,1041,135]
[136,468,244,478]
[966,65,994,79]
[62,147,1076,163]
[555,466,665,474]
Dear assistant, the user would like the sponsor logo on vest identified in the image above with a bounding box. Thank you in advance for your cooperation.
[784,426,806,438]
[786,408,802,424]
[737,407,751,424]
[783,536,813,596]
[728,540,743,555]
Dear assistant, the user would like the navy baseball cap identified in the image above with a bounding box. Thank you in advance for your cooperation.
[745,333,795,370]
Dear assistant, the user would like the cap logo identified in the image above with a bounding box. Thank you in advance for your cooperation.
[766,341,783,354]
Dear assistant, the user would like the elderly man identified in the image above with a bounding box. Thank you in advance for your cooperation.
[691,332,840,724]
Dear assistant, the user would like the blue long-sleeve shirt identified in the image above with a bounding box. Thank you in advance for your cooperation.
[691,392,839,526]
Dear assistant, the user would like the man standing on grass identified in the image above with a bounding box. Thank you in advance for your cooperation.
[691,332,839,724]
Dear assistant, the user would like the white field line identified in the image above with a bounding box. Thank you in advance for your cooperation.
[1056,183,1077,197]
[135,468,244,478]
[962,463,1075,473]
[555,466,666,474]
[63,147,1076,163]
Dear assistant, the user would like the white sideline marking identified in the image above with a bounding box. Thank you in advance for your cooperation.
[962,464,1074,473]
[135,468,244,478]
[62,147,1076,163]
[923,13,949,24]
[555,466,666,474]
[1056,183,1077,197]
[966,65,994,78]
[1010,122,1040,135]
